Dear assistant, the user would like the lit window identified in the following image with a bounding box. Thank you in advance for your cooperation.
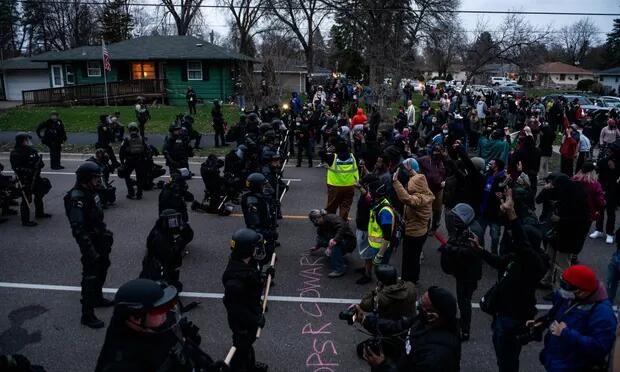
[87,61,101,77]
[187,61,202,80]
[132,62,155,80]
[66,65,75,84]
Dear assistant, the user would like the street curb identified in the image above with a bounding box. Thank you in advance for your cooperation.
[0,152,212,161]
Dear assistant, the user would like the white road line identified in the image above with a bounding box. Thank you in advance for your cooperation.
[2,170,302,182]
[0,281,558,309]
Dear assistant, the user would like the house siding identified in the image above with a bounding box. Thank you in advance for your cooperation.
[165,61,232,105]
[599,75,620,94]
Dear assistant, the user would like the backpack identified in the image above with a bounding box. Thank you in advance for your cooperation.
[372,201,405,249]
[128,135,145,155]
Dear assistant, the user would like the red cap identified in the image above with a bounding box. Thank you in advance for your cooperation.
[562,265,598,292]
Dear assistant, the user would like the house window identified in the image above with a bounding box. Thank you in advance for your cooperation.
[187,61,202,80]
[575,74,579,80]
[559,74,566,81]
[132,62,155,80]
[87,61,101,77]
[616,76,619,83]
[66,65,75,84]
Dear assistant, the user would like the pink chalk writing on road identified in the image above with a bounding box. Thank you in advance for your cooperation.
[298,253,340,371]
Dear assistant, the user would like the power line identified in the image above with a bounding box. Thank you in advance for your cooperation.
[11,0,620,16]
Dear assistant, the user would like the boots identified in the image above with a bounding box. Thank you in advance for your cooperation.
[81,311,104,329]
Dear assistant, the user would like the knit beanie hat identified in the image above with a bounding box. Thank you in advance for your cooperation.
[562,265,598,292]
[427,286,457,321]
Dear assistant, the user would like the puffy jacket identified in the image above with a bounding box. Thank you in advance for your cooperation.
[359,280,417,320]
[392,173,434,237]
[539,283,617,372]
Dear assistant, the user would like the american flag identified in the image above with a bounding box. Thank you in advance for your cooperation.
[102,39,111,72]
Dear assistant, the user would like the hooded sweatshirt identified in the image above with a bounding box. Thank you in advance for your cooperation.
[360,280,417,320]
[351,108,368,126]
[392,173,435,237]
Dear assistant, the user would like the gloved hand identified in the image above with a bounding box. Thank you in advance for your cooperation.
[261,264,275,280]
[372,254,384,266]
[180,318,202,346]
[257,314,266,328]
[208,360,230,372]
[328,239,337,248]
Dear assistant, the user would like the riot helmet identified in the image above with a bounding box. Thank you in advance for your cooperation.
[15,132,32,146]
[159,209,183,233]
[230,228,265,261]
[113,279,178,331]
[128,122,139,134]
[76,161,103,185]
[246,173,266,193]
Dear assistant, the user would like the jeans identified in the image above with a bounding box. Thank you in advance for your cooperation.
[492,315,525,372]
[401,234,427,283]
[330,245,346,272]
[478,217,502,255]
[606,249,620,303]
[456,279,477,334]
[538,156,550,180]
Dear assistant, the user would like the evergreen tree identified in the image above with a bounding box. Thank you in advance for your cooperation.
[0,0,19,58]
[606,19,620,67]
[101,0,133,43]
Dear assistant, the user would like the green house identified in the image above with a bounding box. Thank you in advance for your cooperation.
[31,35,255,105]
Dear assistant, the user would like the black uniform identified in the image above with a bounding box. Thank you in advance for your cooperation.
[187,89,198,115]
[86,156,116,207]
[95,316,220,372]
[36,117,66,169]
[140,222,186,291]
[135,103,151,137]
[212,103,227,147]
[96,117,120,168]
[260,162,286,220]
[222,258,264,372]
[294,119,313,167]
[159,180,195,244]
[241,192,276,262]
[64,184,113,318]
[163,133,193,174]
[119,133,148,199]
[10,144,48,224]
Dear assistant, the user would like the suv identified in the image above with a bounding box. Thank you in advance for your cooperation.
[491,77,509,85]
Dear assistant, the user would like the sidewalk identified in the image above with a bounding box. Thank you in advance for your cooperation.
[0,131,217,148]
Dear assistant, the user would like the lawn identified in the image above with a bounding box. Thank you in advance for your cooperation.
[0,103,242,134]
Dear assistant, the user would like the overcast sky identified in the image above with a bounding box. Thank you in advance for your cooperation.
[149,0,620,42]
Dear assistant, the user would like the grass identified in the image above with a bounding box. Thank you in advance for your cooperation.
[0,103,241,134]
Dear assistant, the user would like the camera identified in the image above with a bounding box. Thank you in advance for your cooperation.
[515,322,546,345]
[356,337,383,359]
[339,307,357,325]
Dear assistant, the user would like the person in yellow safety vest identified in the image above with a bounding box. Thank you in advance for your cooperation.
[326,141,359,220]
[366,180,396,266]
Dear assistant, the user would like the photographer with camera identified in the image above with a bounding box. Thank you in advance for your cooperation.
[439,203,483,342]
[347,265,416,360]
[309,209,356,278]
[360,286,461,372]
[470,188,548,372]
[527,265,617,372]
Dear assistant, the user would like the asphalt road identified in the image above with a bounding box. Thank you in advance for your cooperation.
[0,153,617,372]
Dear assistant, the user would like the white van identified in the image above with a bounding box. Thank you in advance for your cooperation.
[490,77,509,85]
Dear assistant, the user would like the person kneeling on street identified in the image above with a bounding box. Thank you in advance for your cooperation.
[359,286,461,372]
[308,209,356,278]
[351,264,416,360]
[95,278,228,372]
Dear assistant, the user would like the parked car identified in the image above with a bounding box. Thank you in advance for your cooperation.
[600,96,620,108]
[496,86,525,98]
[491,77,509,85]
[500,82,523,89]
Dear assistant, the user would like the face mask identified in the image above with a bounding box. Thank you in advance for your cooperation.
[442,130,448,135]
[558,288,576,300]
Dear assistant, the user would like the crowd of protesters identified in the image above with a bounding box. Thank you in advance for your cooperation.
[297,77,620,372]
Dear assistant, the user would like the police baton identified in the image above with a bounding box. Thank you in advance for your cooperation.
[15,178,34,223]
[256,252,277,338]
[279,180,291,203]
[224,346,237,366]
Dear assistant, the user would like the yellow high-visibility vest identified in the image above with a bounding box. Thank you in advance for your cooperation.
[368,200,395,251]
[326,154,359,186]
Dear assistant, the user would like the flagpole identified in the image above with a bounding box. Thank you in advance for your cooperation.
[102,38,109,106]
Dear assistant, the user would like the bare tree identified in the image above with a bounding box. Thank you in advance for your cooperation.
[558,18,600,65]
[265,0,330,74]
[460,14,550,88]
[425,15,465,78]
[160,0,204,36]
[218,0,267,56]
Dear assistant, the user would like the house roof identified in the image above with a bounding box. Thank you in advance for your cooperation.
[598,67,620,75]
[0,57,47,71]
[31,35,256,62]
[537,62,593,75]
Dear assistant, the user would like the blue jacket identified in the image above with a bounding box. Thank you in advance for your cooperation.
[540,283,617,371]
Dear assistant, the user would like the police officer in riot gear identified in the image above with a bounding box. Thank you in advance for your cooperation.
[222,229,273,372]
[163,122,193,175]
[36,111,67,169]
[135,96,151,137]
[261,151,286,220]
[96,114,121,169]
[10,132,51,226]
[95,278,228,372]
[65,162,114,328]
[294,116,313,167]
[87,149,116,208]
[119,123,148,200]
[241,173,277,264]
[246,113,260,137]
[159,171,195,248]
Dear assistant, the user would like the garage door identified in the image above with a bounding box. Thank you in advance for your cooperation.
[4,70,49,101]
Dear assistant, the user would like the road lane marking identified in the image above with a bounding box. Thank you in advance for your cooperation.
[0,281,559,309]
